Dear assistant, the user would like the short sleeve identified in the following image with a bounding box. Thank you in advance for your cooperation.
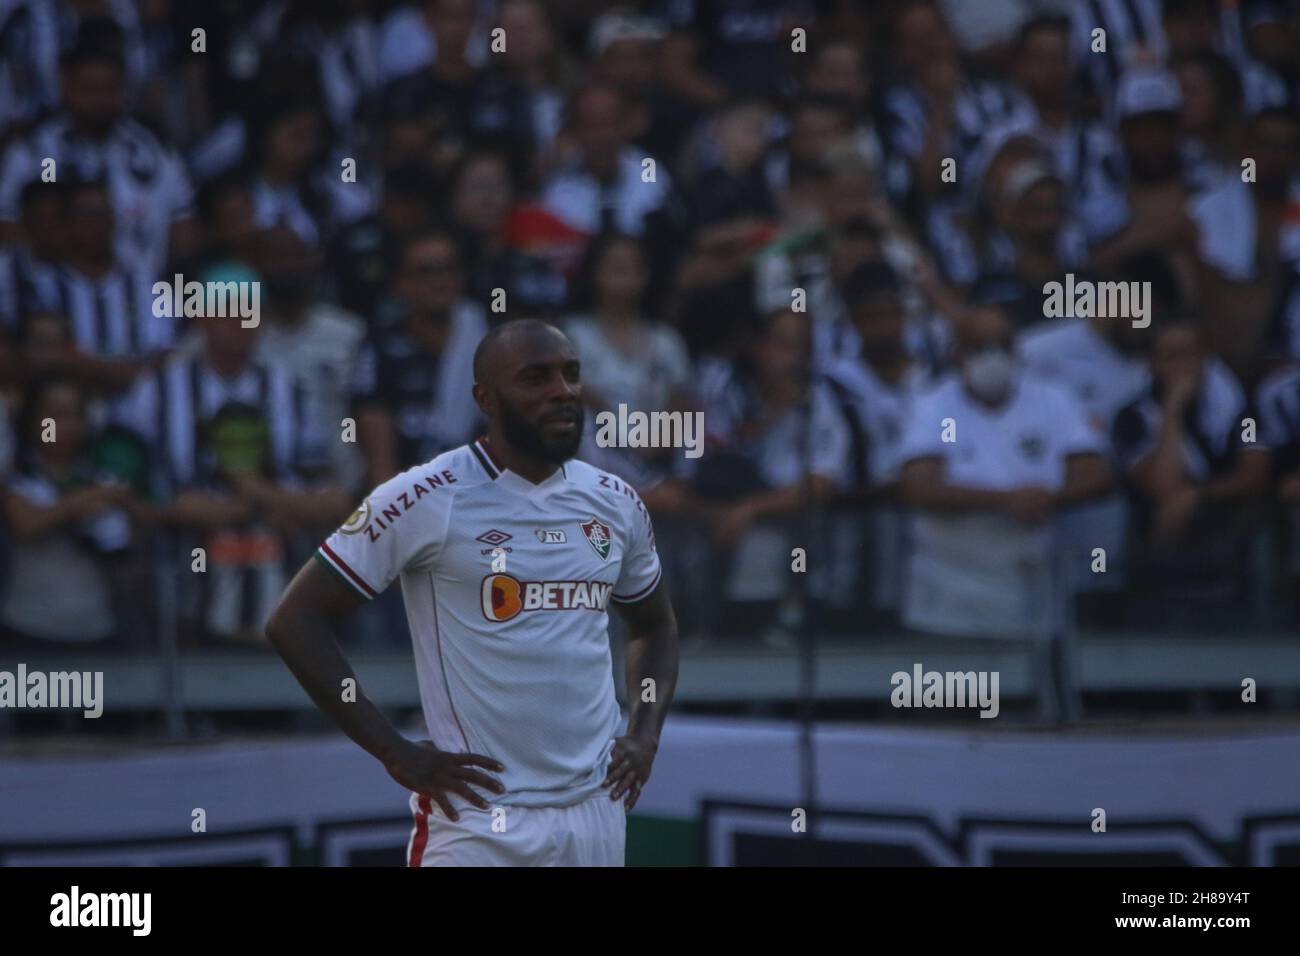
[897,389,947,466]
[611,489,662,605]
[314,467,449,600]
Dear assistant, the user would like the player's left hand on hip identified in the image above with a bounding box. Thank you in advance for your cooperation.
[602,734,657,810]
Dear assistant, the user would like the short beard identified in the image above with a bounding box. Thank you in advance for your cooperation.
[498,396,584,464]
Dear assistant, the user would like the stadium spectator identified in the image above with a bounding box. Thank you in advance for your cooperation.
[1237,0,1300,111]
[246,88,364,247]
[0,7,150,135]
[1113,316,1271,624]
[1005,14,1126,227]
[564,232,693,501]
[0,30,198,278]
[657,0,817,104]
[586,7,691,169]
[1019,256,1165,619]
[15,179,173,407]
[764,95,854,228]
[330,162,439,319]
[687,306,849,642]
[189,175,259,275]
[0,179,65,334]
[112,269,348,645]
[1258,357,1300,614]
[497,0,574,173]
[668,217,765,359]
[351,230,486,490]
[684,97,778,234]
[1190,106,1300,378]
[757,143,882,368]
[273,0,381,150]
[375,0,487,86]
[449,149,567,318]
[1087,66,1200,290]
[1,378,149,650]
[251,228,367,494]
[881,0,1034,208]
[1068,0,1165,112]
[1173,50,1244,187]
[52,177,172,361]
[1160,0,1226,61]
[799,36,880,166]
[898,306,1111,638]
[823,261,932,622]
[541,82,673,240]
[380,0,535,172]
[972,157,1088,329]
[4,0,1300,652]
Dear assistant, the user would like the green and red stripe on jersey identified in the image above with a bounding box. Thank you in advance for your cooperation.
[315,542,380,600]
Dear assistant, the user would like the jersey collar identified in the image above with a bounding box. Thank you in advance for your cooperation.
[471,436,569,491]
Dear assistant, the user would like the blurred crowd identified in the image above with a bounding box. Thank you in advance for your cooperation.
[1,0,1299,654]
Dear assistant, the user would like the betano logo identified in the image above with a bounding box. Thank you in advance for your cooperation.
[481,574,614,622]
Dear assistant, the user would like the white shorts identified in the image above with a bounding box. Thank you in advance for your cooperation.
[405,790,626,867]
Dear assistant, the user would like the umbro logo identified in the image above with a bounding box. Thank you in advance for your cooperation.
[476,529,512,546]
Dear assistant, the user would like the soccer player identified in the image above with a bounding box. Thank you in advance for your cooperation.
[265,319,679,866]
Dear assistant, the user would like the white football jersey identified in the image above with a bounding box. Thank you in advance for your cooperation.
[315,439,662,809]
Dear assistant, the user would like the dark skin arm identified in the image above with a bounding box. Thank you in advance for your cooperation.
[901,453,1111,523]
[829,479,899,510]
[228,473,354,534]
[603,581,679,811]
[164,489,256,529]
[2,484,132,537]
[900,457,1013,513]
[1055,452,1113,507]
[264,559,506,822]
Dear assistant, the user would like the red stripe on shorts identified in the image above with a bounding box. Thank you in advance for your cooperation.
[409,795,431,867]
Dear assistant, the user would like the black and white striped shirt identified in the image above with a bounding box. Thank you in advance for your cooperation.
[0,117,195,278]
[51,263,171,357]
[113,353,315,493]
[882,78,1037,199]
[1070,0,1165,107]
[0,248,61,334]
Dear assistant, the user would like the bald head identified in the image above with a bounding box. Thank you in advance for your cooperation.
[473,319,572,385]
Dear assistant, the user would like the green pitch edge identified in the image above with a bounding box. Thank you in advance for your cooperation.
[626,815,698,867]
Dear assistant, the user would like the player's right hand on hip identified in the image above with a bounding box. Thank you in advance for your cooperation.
[383,740,506,822]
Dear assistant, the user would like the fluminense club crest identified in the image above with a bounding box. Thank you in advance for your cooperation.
[580,517,612,560]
